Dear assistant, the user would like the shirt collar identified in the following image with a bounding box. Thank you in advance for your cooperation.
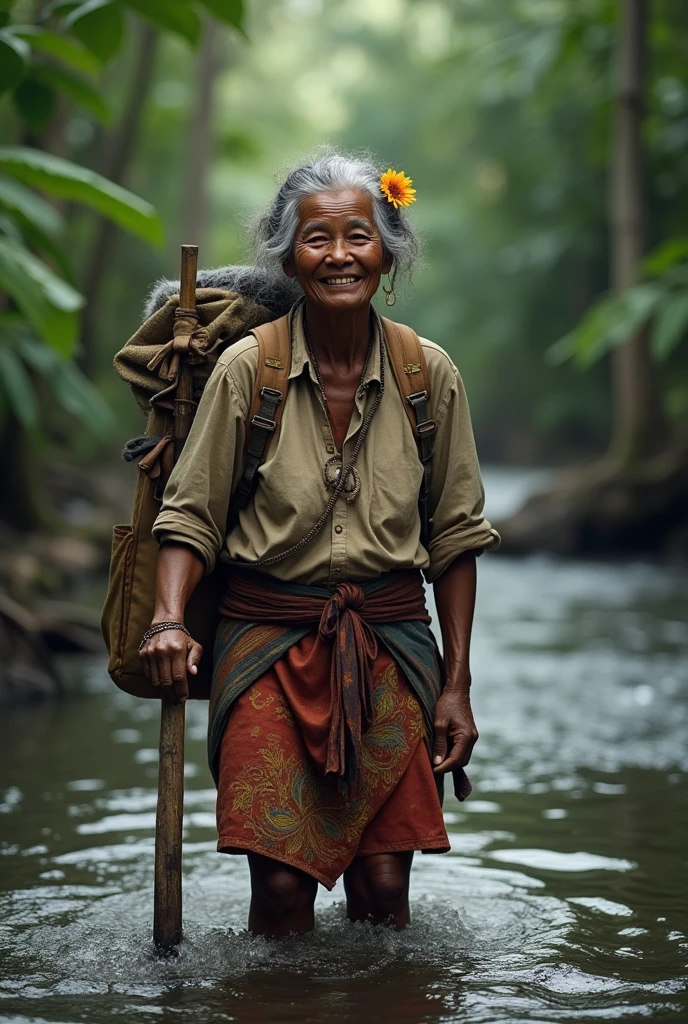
[288,302,383,385]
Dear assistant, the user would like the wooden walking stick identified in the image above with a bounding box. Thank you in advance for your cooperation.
[153,244,198,950]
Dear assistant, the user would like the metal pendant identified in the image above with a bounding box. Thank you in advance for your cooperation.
[323,456,361,503]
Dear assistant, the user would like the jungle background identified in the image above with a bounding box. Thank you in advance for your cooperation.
[0,0,687,697]
[1,4,688,1019]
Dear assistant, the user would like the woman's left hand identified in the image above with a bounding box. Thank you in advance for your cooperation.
[432,686,479,774]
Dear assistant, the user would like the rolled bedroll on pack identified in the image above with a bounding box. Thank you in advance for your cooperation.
[101,245,283,949]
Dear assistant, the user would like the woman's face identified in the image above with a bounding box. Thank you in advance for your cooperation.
[283,189,393,313]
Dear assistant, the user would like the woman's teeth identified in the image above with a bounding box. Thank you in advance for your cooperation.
[323,277,358,285]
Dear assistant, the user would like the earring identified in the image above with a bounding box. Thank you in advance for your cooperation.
[382,275,396,307]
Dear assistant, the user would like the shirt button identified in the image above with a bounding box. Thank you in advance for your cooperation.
[334,524,343,534]
[326,444,335,454]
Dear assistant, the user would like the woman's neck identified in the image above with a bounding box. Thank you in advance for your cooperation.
[304,299,372,372]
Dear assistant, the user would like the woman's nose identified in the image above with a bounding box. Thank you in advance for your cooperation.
[326,238,352,263]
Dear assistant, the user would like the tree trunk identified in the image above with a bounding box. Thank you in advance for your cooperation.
[609,0,666,463]
[79,23,159,378]
[181,19,223,249]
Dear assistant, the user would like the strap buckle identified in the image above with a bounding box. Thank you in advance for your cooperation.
[260,386,283,402]
[407,390,429,407]
[251,414,276,432]
[415,420,436,438]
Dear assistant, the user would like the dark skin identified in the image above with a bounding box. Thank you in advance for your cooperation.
[140,189,479,936]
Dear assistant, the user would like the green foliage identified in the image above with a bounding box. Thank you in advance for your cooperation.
[126,0,201,44]
[1,0,683,475]
[549,239,688,368]
[0,315,113,434]
[64,1,125,62]
[0,0,246,481]
[31,65,111,123]
[0,176,63,236]
[0,235,83,356]
[0,335,39,429]
[0,147,163,244]
[0,29,30,95]
[9,25,102,75]
[200,0,244,32]
[653,292,688,360]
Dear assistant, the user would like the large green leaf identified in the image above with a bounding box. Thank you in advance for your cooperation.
[0,235,83,356]
[13,75,58,133]
[198,0,245,31]
[65,0,125,62]
[0,29,30,95]
[44,1,82,15]
[33,65,110,122]
[18,334,114,433]
[548,284,665,368]
[124,0,200,45]
[547,296,617,366]
[51,359,115,433]
[14,220,74,280]
[0,344,39,429]
[651,291,688,360]
[0,199,71,280]
[0,175,63,236]
[9,25,102,75]
[0,147,163,246]
[643,238,688,277]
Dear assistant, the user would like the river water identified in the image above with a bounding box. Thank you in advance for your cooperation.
[1,470,687,1023]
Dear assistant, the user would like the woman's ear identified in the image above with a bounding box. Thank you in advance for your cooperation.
[382,252,393,276]
[283,256,297,279]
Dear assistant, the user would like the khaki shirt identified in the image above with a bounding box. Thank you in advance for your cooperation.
[152,304,499,585]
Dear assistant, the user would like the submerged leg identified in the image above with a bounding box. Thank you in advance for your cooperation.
[343,851,414,928]
[247,852,318,937]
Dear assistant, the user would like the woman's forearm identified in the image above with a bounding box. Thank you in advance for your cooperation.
[152,541,205,622]
[432,550,477,694]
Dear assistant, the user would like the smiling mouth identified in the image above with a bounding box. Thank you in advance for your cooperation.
[321,276,361,286]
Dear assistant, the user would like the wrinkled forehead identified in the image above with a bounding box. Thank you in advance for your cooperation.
[296,188,377,232]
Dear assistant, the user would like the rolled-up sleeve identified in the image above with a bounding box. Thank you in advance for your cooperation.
[151,358,247,574]
[425,362,500,582]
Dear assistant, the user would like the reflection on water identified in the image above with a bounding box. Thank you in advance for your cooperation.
[0,474,687,1023]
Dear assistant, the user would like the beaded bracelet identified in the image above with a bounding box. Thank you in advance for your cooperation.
[138,621,190,652]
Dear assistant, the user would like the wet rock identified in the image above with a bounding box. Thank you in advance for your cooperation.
[496,447,688,557]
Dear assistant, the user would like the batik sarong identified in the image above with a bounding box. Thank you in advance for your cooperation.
[215,628,450,888]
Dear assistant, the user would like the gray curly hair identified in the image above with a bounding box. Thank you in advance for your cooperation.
[251,151,422,293]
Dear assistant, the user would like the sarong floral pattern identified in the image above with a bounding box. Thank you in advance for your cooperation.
[216,637,449,888]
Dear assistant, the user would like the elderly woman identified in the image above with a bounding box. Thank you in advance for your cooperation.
[140,153,498,937]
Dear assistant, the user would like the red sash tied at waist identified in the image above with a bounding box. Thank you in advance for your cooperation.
[219,570,431,791]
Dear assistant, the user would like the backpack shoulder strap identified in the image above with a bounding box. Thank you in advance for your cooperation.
[228,313,291,522]
[380,316,436,548]
[248,314,291,428]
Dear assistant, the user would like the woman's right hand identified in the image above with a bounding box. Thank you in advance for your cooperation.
[139,626,203,703]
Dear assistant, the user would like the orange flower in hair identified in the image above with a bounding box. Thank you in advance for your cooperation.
[380,168,416,209]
